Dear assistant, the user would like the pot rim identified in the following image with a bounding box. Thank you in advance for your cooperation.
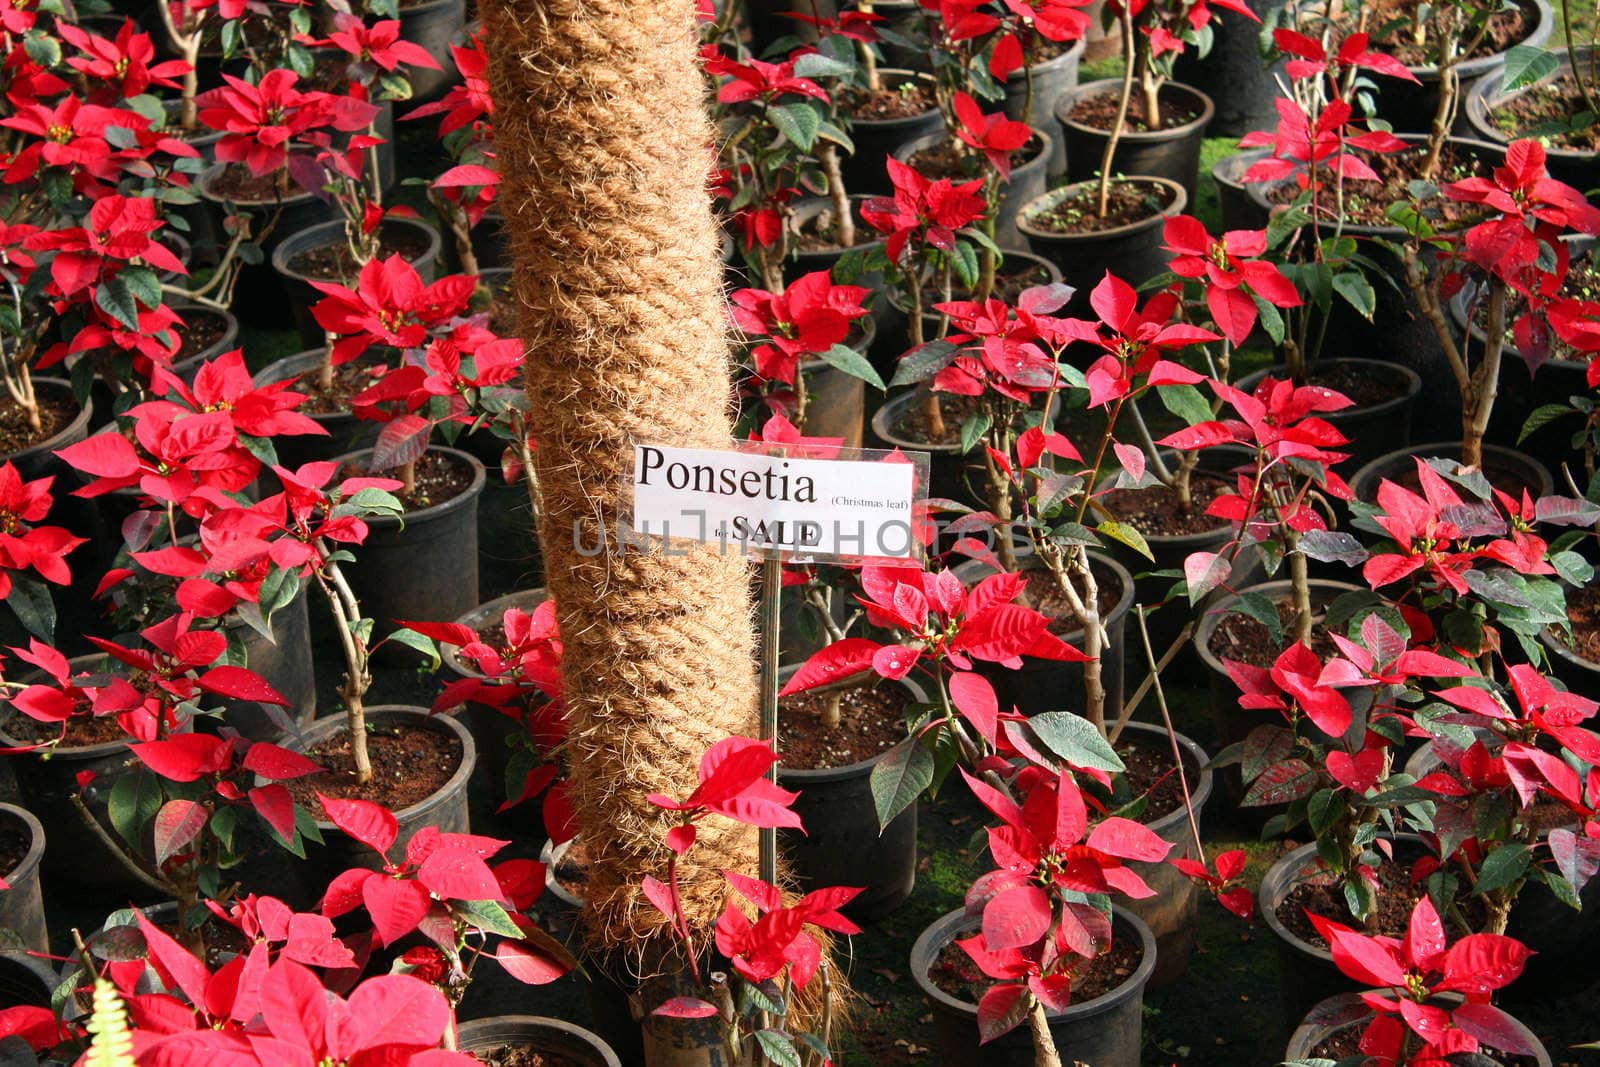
[911,903,1157,1020]
[1234,358,1423,421]
[539,835,585,909]
[1446,240,1595,372]
[1540,617,1600,677]
[1258,834,1431,966]
[788,194,888,259]
[441,587,551,681]
[893,124,1055,179]
[1286,990,1553,1066]
[1113,721,1215,839]
[1093,443,1257,549]
[270,217,442,284]
[1347,441,1555,503]
[169,302,243,376]
[1055,78,1216,142]
[953,549,1139,646]
[1005,35,1086,84]
[1016,175,1189,242]
[1465,43,1599,161]
[0,803,45,889]
[1398,0,1552,82]
[842,68,942,129]
[330,444,488,528]
[774,670,929,783]
[1191,578,1366,679]
[453,1014,622,1067]
[0,652,140,759]
[883,248,1063,318]
[0,375,93,466]
[292,705,477,830]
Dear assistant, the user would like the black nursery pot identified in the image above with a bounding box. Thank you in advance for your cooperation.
[334,446,487,655]
[893,126,1052,252]
[776,670,926,924]
[1058,80,1215,202]
[1173,0,1288,136]
[1466,45,1600,195]
[1211,147,1273,233]
[398,0,467,103]
[1541,622,1600,705]
[911,905,1156,1067]
[869,389,982,507]
[0,804,47,955]
[1286,992,1553,1067]
[168,303,241,381]
[224,582,317,740]
[1017,177,1187,303]
[455,1015,621,1067]
[1348,441,1554,503]
[1233,358,1423,473]
[251,349,382,470]
[0,950,55,1009]
[1003,37,1085,178]
[797,315,876,451]
[838,69,945,196]
[271,218,443,348]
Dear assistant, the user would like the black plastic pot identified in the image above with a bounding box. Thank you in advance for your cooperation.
[785,195,885,282]
[0,804,47,954]
[839,69,945,195]
[1259,838,1376,1028]
[250,349,382,470]
[1466,45,1600,194]
[869,389,983,507]
[894,126,1052,251]
[1058,80,1215,202]
[776,670,925,923]
[468,210,509,272]
[440,587,548,836]
[1348,441,1554,504]
[1369,0,1553,135]
[168,303,240,381]
[1173,0,1287,135]
[911,905,1156,1066]
[0,950,55,1009]
[455,1015,621,1067]
[194,162,339,326]
[1004,38,1085,178]
[265,706,475,908]
[399,0,466,102]
[797,315,876,450]
[1017,176,1188,306]
[5,377,93,485]
[1542,622,1600,704]
[271,218,443,348]
[1233,358,1423,473]
[335,445,487,653]
[225,582,317,739]
[1286,991,1552,1066]
[955,551,1135,721]
[1211,147,1273,233]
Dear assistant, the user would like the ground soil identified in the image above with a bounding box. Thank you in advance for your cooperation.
[1349,0,1533,66]
[0,825,30,879]
[285,722,462,812]
[175,308,230,362]
[1102,472,1232,538]
[890,391,983,447]
[1305,361,1413,410]
[1208,587,1343,668]
[296,358,385,416]
[1025,178,1177,234]
[1066,84,1200,132]
[1558,583,1600,664]
[1028,559,1125,638]
[343,449,474,511]
[285,228,432,282]
[469,1047,583,1067]
[0,390,74,454]
[842,80,935,122]
[928,923,1142,1004]
[1491,73,1600,151]
[779,682,910,771]
[906,135,1044,183]
[1265,143,1493,227]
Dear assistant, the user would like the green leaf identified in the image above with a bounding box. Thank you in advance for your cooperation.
[754,1030,802,1067]
[452,899,524,938]
[1252,292,1286,345]
[768,103,820,152]
[1331,272,1375,320]
[890,339,959,387]
[814,343,886,391]
[792,51,854,79]
[1519,403,1572,443]
[1157,383,1212,427]
[1097,518,1152,561]
[1472,843,1530,896]
[951,240,980,291]
[870,737,933,831]
[95,278,142,332]
[958,411,991,455]
[1307,788,1339,836]
[1026,713,1125,772]
[384,628,441,668]
[1232,591,1283,649]
[1501,44,1559,90]
[108,772,162,853]
[2,572,55,641]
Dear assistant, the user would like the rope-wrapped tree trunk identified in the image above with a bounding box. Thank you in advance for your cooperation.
[481,0,759,956]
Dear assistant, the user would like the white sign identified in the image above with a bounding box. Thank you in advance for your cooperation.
[630,442,924,562]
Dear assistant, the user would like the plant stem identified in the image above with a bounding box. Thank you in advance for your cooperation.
[905,262,946,439]
[1462,280,1507,470]
[1026,995,1064,1067]
[1287,524,1312,646]
[316,549,372,784]
[818,143,855,250]
[1097,3,1137,217]
[1136,606,1204,859]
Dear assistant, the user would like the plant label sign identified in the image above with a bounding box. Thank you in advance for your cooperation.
[629,441,927,563]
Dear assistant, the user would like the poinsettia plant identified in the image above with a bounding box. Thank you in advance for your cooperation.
[406,31,496,278]
[0,460,85,640]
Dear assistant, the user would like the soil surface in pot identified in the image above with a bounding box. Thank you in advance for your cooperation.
[342,450,475,511]
[1026,179,1176,234]
[1279,859,1487,949]
[1337,0,1533,66]
[5,713,130,747]
[1557,583,1600,664]
[469,1046,585,1067]
[842,81,935,121]
[552,835,591,899]
[1490,74,1600,150]
[0,825,30,880]
[297,359,386,415]
[1265,144,1493,227]
[285,228,432,282]
[906,135,1045,182]
[207,165,305,203]
[890,391,983,446]
[929,927,1141,1003]
[1028,559,1124,637]
[1102,472,1232,537]
[901,259,1056,314]
[175,308,230,362]
[1066,85,1199,132]
[1303,361,1414,409]
[0,391,76,454]
[1208,587,1343,667]
[1309,1025,1537,1065]
[794,205,878,253]
[779,682,909,770]
[284,722,463,811]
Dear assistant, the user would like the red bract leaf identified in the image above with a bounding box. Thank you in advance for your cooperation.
[780,638,880,695]
[56,432,140,478]
[1218,886,1255,921]
[652,997,721,1019]
[666,824,696,856]
[976,982,1029,1044]
[249,784,297,843]
[135,910,210,1008]
[1309,914,1407,987]
[198,666,289,705]
[371,413,431,473]
[363,874,433,946]
[1452,1002,1537,1055]
[981,884,1052,951]
[641,875,677,921]
[131,734,231,782]
[693,736,782,806]
[1325,749,1385,794]
[317,793,398,856]
[1440,934,1532,997]
[949,671,999,744]
[243,744,324,780]
[1157,421,1235,450]
[1086,818,1172,862]
[543,781,578,845]
[417,848,505,903]
[493,938,568,985]
[154,799,209,866]
[343,972,453,1050]
[493,859,547,912]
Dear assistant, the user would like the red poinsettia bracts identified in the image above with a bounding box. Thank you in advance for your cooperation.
[1162,215,1300,346]
[952,91,1031,180]
[309,255,477,364]
[405,33,493,134]
[197,69,378,177]
[56,19,190,100]
[312,14,441,74]
[1066,272,1215,409]
[713,872,861,988]
[730,270,870,386]
[861,158,987,261]
[703,53,829,105]
[0,462,83,601]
